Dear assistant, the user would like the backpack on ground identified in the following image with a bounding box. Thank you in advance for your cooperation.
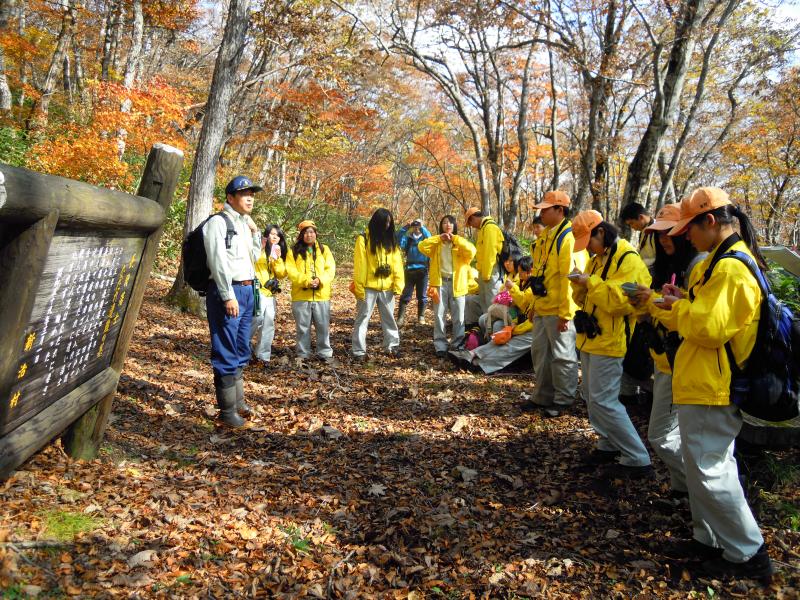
[706,250,800,422]
[182,212,237,294]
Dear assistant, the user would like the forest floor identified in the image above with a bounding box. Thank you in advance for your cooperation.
[1,272,799,599]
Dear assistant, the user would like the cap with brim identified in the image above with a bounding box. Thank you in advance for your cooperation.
[225,175,263,195]
[645,203,682,233]
[532,190,570,210]
[669,187,731,236]
[464,207,481,222]
[297,220,317,232]
[571,210,604,252]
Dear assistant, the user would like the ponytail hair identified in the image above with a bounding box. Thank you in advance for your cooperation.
[705,205,767,270]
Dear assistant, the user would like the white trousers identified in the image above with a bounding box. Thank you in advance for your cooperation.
[531,315,578,408]
[647,369,686,492]
[433,278,466,351]
[351,289,399,355]
[473,331,534,374]
[678,404,764,562]
[581,351,651,467]
[291,300,332,359]
[252,295,277,361]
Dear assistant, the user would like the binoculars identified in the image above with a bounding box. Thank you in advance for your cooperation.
[263,278,281,294]
[528,275,547,297]
[574,310,602,339]
[375,264,392,278]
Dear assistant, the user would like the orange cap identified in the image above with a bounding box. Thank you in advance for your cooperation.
[645,203,682,233]
[669,187,731,236]
[572,210,604,252]
[297,219,317,232]
[532,190,570,210]
[464,207,481,223]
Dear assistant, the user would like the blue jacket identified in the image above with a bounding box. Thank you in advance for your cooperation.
[398,225,431,270]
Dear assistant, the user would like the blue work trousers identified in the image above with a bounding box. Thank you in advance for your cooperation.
[207,282,254,377]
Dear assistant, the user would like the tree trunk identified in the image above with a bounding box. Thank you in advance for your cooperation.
[101,1,124,81]
[123,0,144,88]
[621,0,709,209]
[547,38,559,190]
[167,0,252,313]
[28,0,74,130]
[0,0,14,112]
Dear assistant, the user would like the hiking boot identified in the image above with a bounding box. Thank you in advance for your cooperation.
[581,449,621,466]
[435,350,448,358]
[605,463,654,480]
[701,545,774,581]
[215,382,245,428]
[661,538,724,561]
[351,354,367,363]
[234,368,252,417]
[388,347,401,358]
[543,407,564,418]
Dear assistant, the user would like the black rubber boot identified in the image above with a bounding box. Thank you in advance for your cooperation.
[234,368,252,417]
[215,374,245,428]
[397,300,409,326]
[418,303,427,325]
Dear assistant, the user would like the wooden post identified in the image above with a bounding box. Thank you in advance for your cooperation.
[61,144,184,459]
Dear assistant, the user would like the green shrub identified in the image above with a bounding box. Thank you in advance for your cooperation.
[0,126,31,167]
[766,260,800,312]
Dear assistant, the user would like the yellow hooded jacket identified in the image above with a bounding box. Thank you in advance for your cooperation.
[418,234,477,298]
[650,238,761,406]
[353,232,405,300]
[530,218,579,321]
[575,238,652,357]
[254,251,287,298]
[475,217,504,282]
[285,242,336,302]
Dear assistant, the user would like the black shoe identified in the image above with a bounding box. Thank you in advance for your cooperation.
[351,354,366,363]
[581,449,621,466]
[604,463,654,480]
[518,400,538,412]
[387,347,401,358]
[436,350,448,358]
[701,544,773,581]
[661,538,724,561]
[543,407,564,418]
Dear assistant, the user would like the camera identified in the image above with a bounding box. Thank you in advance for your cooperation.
[263,278,281,294]
[529,275,547,296]
[375,264,392,278]
[573,310,601,339]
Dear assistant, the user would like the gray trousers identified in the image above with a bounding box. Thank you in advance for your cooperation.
[252,295,277,361]
[433,278,466,351]
[477,267,502,314]
[581,351,651,467]
[678,404,764,562]
[291,300,332,359]
[531,315,578,408]
[464,294,483,326]
[648,369,686,492]
[351,289,399,355]
[473,331,534,374]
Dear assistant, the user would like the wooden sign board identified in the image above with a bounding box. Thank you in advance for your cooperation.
[1,233,145,435]
[0,144,184,478]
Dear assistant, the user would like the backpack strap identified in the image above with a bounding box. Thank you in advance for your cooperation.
[599,243,619,281]
[690,233,741,300]
[555,226,573,254]
[216,212,237,250]
[615,250,637,273]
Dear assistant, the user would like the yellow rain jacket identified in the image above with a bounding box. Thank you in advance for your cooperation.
[353,232,405,300]
[467,268,480,295]
[530,219,579,321]
[575,238,652,357]
[285,242,336,302]
[475,217,504,282]
[651,238,761,406]
[254,250,286,298]
[418,234,477,298]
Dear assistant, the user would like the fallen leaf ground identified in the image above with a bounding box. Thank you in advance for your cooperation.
[2,271,799,599]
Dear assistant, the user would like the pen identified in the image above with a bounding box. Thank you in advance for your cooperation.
[669,273,676,286]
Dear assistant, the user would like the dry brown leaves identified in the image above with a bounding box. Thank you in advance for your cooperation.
[1,269,798,598]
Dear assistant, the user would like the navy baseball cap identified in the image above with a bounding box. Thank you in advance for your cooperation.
[225,176,263,195]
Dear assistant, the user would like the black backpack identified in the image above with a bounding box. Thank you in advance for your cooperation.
[182,212,236,294]
[701,247,800,422]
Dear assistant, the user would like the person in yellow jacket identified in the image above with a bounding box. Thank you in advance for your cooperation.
[418,215,477,357]
[643,188,773,579]
[465,207,505,313]
[527,190,581,417]
[285,220,336,364]
[351,208,405,360]
[253,224,287,364]
[569,210,653,478]
[629,203,705,497]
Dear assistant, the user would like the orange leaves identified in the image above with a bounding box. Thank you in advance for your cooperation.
[26,78,189,189]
